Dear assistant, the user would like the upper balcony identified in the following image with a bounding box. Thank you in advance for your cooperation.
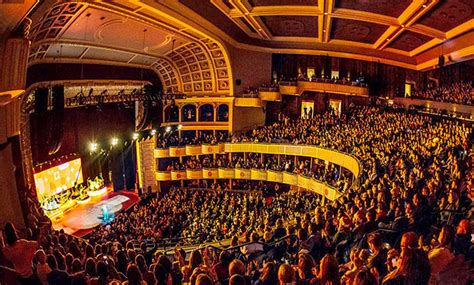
[277,80,369,97]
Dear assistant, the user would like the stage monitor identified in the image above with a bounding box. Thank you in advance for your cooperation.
[34,158,83,200]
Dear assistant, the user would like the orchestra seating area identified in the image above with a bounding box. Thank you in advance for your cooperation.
[2,105,471,285]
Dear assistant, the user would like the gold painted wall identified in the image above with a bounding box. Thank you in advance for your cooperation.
[227,45,272,95]
[232,106,266,133]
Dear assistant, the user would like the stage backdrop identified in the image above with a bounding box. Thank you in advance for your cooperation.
[33,158,83,200]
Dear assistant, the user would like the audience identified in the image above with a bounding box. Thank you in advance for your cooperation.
[411,81,472,105]
[1,105,472,285]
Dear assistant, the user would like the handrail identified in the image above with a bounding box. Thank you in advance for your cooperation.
[0,264,17,273]
[162,234,298,257]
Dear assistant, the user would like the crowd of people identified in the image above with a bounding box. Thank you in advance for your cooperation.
[163,152,351,191]
[411,81,472,105]
[1,105,472,285]
[156,132,229,149]
[88,188,317,245]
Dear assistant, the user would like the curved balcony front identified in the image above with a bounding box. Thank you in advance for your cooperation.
[154,148,170,158]
[186,145,202,156]
[156,171,171,181]
[171,170,186,180]
[278,80,369,96]
[155,143,361,179]
[203,168,218,179]
[155,168,343,201]
[201,144,224,154]
[169,146,186,157]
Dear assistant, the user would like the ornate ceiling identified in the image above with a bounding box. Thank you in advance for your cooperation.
[23,0,474,93]
[27,1,233,95]
[174,0,473,69]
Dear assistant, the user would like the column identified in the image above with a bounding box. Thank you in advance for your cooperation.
[0,19,32,229]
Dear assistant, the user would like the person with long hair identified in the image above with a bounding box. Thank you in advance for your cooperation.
[182,249,204,282]
[296,252,317,282]
[313,254,340,285]
[123,264,146,285]
[382,247,430,285]
[256,262,278,285]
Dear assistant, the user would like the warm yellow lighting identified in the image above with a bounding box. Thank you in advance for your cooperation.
[87,187,107,197]
[90,142,98,152]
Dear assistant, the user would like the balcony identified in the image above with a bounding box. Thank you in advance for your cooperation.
[155,142,362,183]
[277,80,369,97]
[154,168,343,201]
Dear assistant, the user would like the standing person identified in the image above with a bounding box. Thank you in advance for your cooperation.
[1,222,41,285]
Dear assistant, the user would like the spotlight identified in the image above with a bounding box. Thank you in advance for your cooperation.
[111,137,119,146]
[178,124,183,130]
[132,133,139,140]
[165,126,171,133]
[90,142,98,152]
[151,129,156,135]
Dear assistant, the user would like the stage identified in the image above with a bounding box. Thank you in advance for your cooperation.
[51,191,139,237]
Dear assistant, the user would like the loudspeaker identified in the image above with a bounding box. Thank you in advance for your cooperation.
[236,79,241,86]
[34,87,49,113]
[438,55,445,67]
[52,85,64,111]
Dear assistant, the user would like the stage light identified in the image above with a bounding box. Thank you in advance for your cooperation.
[165,126,171,133]
[90,142,98,152]
[111,137,119,146]
[178,124,183,130]
[151,129,156,135]
[132,133,139,140]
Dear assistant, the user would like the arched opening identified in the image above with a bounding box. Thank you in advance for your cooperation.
[199,104,214,122]
[217,104,229,122]
[164,101,179,122]
[182,104,197,122]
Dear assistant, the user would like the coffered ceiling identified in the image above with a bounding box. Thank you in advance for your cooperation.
[27,1,233,95]
[173,0,473,69]
[24,0,474,88]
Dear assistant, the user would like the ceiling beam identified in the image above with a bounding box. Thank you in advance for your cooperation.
[321,0,335,43]
[376,0,440,50]
[233,0,272,39]
[250,5,320,16]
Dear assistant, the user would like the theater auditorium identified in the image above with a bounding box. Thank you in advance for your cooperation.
[0,1,472,284]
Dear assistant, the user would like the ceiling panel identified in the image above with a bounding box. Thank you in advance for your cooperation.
[335,0,412,18]
[261,16,318,37]
[82,48,135,62]
[45,44,87,58]
[128,55,159,66]
[388,31,433,52]
[61,8,190,56]
[331,18,388,44]
[417,0,473,32]
[179,0,253,44]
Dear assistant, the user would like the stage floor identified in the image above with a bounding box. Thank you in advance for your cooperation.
[51,191,139,237]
